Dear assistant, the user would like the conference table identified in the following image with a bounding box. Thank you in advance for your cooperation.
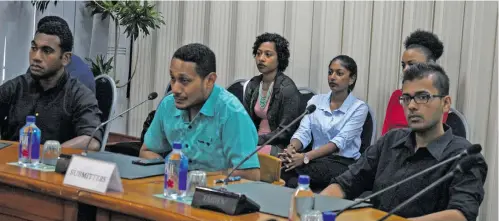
[0,141,406,221]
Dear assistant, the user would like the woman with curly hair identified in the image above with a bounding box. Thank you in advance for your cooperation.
[243,33,301,156]
[382,30,447,135]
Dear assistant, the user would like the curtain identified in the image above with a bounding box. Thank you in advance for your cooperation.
[130,2,497,221]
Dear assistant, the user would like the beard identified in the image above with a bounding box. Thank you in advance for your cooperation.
[30,67,61,81]
[175,84,209,111]
[410,116,441,133]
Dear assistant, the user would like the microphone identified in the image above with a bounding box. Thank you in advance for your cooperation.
[336,144,482,216]
[377,156,477,221]
[189,105,317,216]
[223,104,317,185]
[82,92,158,155]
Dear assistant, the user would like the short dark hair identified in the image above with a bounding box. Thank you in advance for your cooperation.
[330,55,358,92]
[403,63,449,96]
[252,33,290,72]
[37,16,69,29]
[36,21,73,53]
[404,30,444,62]
[172,43,216,78]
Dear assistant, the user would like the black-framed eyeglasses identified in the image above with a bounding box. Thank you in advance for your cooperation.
[399,94,446,105]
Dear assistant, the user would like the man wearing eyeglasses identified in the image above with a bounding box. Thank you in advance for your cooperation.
[321,63,487,221]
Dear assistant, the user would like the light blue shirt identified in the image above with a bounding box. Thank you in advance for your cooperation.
[291,92,368,160]
[144,85,260,171]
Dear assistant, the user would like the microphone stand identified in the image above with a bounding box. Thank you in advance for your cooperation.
[82,98,153,155]
[223,105,316,185]
[377,158,475,221]
[55,92,158,174]
[336,144,481,216]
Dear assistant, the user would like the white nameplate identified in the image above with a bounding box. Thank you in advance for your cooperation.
[63,155,123,193]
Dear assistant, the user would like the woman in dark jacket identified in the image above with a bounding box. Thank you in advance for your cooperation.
[243,33,301,156]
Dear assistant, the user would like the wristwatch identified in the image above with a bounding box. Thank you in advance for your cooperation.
[303,153,310,164]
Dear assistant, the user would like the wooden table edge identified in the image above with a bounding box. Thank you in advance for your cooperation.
[0,141,407,221]
[0,167,80,201]
[78,191,210,221]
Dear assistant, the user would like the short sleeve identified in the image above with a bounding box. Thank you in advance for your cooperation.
[72,85,103,142]
[144,97,171,153]
[446,155,487,221]
[222,110,260,170]
[330,134,384,200]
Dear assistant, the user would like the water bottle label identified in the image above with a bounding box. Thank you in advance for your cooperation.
[179,169,187,191]
[166,162,178,190]
[20,134,29,158]
[164,173,169,189]
[167,177,176,189]
[30,129,41,162]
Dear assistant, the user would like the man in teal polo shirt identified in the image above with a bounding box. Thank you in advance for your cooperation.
[139,43,260,181]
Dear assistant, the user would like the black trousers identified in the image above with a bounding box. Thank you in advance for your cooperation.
[281,155,356,192]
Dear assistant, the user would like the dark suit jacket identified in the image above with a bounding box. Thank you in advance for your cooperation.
[243,72,301,146]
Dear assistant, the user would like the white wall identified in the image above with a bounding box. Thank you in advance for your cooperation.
[0,1,35,83]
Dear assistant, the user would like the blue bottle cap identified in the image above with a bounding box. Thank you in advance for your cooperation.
[173,142,182,150]
[322,211,337,221]
[298,175,310,185]
[26,115,35,123]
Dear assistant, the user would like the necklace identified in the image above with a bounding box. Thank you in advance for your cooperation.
[258,81,273,109]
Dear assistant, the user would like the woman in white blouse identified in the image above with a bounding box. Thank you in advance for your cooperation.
[279,55,368,190]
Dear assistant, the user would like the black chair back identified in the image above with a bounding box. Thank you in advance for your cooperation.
[164,83,172,97]
[298,87,316,114]
[447,108,468,139]
[297,87,317,152]
[94,75,116,150]
[226,79,247,104]
[360,110,374,154]
[105,110,157,157]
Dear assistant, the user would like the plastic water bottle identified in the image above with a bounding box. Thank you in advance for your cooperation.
[164,142,188,199]
[18,116,41,166]
[289,175,315,221]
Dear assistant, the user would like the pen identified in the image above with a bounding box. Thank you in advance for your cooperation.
[214,176,241,184]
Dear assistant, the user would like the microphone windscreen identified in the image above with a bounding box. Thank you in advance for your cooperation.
[466,144,482,155]
[306,104,317,114]
[148,92,158,100]
[457,156,476,173]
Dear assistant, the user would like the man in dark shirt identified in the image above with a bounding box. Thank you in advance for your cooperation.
[29,16,96,93]
[321,63,487,221]
[0,19,102,150]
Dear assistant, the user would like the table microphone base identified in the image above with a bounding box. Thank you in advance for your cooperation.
[191,186,260,215]
[54,153,91,174]
[55,154,73,174]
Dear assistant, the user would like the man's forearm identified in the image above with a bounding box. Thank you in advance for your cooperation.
[62,135,100,151]
[231,168,260,181]
[320,183,345,198]
[408,209,466,221]
[139,150,162,159]
[139,143,163,159]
